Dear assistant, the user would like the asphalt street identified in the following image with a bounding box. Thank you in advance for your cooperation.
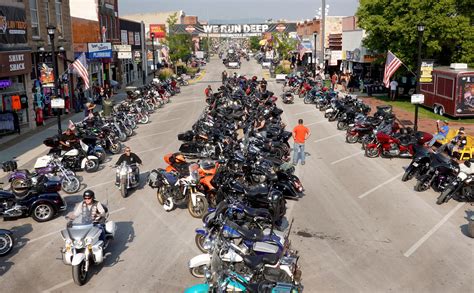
[0,58,472,293]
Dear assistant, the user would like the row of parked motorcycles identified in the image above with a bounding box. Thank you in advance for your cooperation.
[293,75,474,221]
[0,78,185,262]
[146,78,305,292]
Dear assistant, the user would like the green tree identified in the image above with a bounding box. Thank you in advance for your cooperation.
[249,36,261,51]
[272,33,297,60]
[356,0,474,69]
[164,12,192,63]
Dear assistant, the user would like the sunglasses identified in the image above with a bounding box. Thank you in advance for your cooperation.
[84,197,92,200]
[125,150,131,152]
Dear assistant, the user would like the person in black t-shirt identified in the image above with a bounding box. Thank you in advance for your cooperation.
[59,128,78,151]
[115,147,142,183]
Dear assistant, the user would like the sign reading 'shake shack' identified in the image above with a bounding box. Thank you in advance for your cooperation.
[171,23,297,36]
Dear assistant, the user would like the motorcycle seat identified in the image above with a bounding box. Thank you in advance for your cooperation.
[244,184,269,197]
[243,253,280,270]
[243,206,271,218]
[225,220,263,242]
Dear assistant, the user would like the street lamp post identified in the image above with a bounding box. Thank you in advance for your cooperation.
[414,23,425,132]
[47,25,62,134]
[313,33,318,78]
[151,33,156,77]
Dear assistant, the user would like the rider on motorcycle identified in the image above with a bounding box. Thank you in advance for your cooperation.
[71,190,107,240]
[115,146,142,183]
[59,128,78,151]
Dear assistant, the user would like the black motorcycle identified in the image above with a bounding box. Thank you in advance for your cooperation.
[414,157,459,192]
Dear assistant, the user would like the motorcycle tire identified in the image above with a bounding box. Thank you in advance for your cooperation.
[188,195,208,218]
[346,134,358,144]
[72,261,88,286]
[195,234,208,253]
[84,159,99,173]
[61,176,81,194]
[156,187,165,205]
[303,96,312,104]
[31,202,54,222]
[95,151,106,163]
[0,232,14,256]
[109,143,122,155]
[414,178,430,192]
[189,265,206,278]
[401,168,417,182]
[139,115,149,124]
[120,178,128,198]
[118,132,127,142]
[365,147,380,158]
[328,114,337,122]
[436,186,456,205]
[337,121,347,130]
[125,127,134,137]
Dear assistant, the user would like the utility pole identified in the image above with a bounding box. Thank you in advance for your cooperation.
[141,21,147,85]
[321,0,326,73]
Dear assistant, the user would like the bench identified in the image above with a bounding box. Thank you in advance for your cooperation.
[436,129,459,145]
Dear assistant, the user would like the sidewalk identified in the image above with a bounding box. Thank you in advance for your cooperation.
[0,77,153,177]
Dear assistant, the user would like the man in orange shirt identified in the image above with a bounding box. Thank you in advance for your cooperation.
[292,119,310,165]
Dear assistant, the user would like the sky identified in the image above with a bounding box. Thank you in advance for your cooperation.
[119,0,359,22]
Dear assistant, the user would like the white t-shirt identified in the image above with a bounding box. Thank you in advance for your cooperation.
[390,80,398,91]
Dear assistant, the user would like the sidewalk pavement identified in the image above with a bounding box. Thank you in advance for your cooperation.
[0,76,153,177]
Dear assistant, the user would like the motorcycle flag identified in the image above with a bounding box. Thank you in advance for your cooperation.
[69,52,90,90]
[383,51,402,88]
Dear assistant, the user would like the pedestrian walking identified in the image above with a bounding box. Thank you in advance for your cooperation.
[292,119,311,165]
[390,79,398,101]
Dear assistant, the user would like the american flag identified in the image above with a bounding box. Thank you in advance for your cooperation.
[295,35,306,60]
[383,51,402,88]
[70,52,89,90]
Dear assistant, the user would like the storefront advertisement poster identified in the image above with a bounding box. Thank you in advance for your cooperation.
[0,5,28,46]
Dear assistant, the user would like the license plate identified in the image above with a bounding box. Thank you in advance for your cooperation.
[412,162,419,167]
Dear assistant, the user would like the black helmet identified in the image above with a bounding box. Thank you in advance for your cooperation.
[83,190,95,199]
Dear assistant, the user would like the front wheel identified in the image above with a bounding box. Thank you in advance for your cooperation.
[31,203,54,222]
[337,121,347,130]
[365,147,380,158]
[414,177,431,192]
[109,143,122,154]
[436,185,457,205]
[156,187,165,205]
[188,195,208,218]
[189,265,206,278]
[139,115,149,124]
[118,132,127,142]
[72,261,88,286]
[346,133,358,144]
[0,232,14,256]
[195,234,208,253]
[84,159,99,173]
[303,96,312,104]
[61,176,81,194]
[402,167,417,182]
[120,178,128,198]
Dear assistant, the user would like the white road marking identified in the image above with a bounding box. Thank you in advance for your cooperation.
[294,109,315,116]
[331,151,364,165]
[136,146,163,154]
[42,279,73,293]
[313,133,344,143]
[128,130,173,141]
[306,120,326,126]
[358,171,405,199]
[403,202,465,258]
[87,179,116,190]
[140,117,181,127]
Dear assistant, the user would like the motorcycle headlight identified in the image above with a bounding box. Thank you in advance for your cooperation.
[204,266,212,280]
[203,239,213,250]
[73,240,84,249]
[85,238,93,245]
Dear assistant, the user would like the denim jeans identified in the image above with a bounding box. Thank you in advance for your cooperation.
[293,143,305,164]
[429,134,446,147]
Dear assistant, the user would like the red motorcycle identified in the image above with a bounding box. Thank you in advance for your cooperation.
[365,131,433,158]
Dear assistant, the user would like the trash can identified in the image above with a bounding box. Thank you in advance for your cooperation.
[102,99,113,117]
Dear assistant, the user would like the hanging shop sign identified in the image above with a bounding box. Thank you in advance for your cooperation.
[0,6,28,46]
[149,24,166,38]
[420,60,434,83]
[118,51,132,59]
[87,42,112,59]
[170,23,297,37]
[0,79,12,88]
[39,63,55,87]
[134,51,141,63]
[113,44,131,52]
[0,51,32,78]
[51,98,65,109]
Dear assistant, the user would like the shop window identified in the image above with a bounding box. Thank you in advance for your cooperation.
[55,0,63,36]
[30,0,40,37]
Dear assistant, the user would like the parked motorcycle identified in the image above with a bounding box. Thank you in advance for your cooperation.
[436,159,474,205]
[0,229,14,256]
[365,131,433,158]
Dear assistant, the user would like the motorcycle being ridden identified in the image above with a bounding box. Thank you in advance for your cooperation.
[62,190,116,286]
[114,147,142,197]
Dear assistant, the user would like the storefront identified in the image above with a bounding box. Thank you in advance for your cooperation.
[0,51,33,134]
